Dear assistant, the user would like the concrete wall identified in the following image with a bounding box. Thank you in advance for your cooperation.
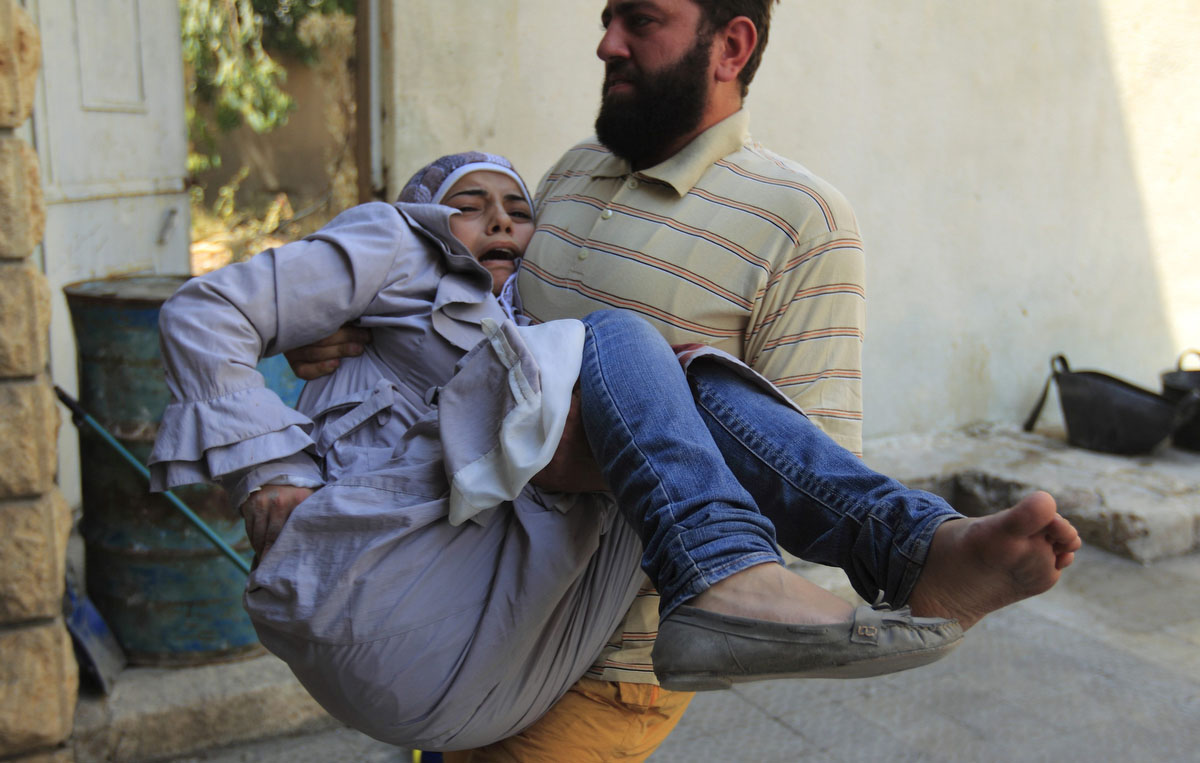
[380,0,1199,438]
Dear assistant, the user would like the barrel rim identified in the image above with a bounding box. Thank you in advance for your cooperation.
[64,273,192,306]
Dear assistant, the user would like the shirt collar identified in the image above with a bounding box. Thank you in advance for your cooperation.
[589,109,750,196]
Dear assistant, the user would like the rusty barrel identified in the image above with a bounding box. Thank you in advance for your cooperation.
[64,274,301,665]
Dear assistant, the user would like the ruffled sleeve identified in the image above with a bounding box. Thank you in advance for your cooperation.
[149,386,319,493]
[148,202,414,498]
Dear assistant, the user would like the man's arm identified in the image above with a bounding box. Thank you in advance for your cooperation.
[285,324,371,380]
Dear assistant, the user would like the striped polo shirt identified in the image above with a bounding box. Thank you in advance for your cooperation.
[518,109,866,684]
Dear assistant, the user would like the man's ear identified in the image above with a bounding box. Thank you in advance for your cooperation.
[712,16,757,84]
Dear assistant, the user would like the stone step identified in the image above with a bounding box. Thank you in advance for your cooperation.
[72,653,338,763]
[165,725,407,763]
[864,425,1200,563]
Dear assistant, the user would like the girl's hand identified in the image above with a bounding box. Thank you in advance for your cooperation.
[240,485,314,561]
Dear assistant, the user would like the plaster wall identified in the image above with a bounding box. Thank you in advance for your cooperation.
[381,0,1199,438]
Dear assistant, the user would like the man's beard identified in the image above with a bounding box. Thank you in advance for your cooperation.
[595,37,711,168]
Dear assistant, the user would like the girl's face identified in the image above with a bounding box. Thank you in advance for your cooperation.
[443,171,534,295]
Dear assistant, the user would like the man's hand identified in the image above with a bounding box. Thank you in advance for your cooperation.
[240,485,313,560]
[530,393,608,493]
[284,325,371,380]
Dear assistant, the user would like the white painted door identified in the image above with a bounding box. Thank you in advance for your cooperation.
[29,0,190,507]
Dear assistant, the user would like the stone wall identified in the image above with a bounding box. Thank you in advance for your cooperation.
[0,2,78,760]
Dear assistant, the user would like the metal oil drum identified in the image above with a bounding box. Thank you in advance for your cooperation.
[64,274,301,665]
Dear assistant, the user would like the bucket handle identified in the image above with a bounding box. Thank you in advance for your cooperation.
[1023,354,1069,432]
[1177,349,1200,372]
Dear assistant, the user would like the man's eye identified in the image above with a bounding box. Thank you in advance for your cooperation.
[629,15,653,29]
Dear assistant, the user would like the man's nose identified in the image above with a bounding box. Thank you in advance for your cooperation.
[596,23,629,62]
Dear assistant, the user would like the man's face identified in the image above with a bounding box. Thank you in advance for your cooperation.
[594,0,715,168]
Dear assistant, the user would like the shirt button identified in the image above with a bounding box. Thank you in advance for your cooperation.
[627,179,639,189]
[600,209,613,220]
[578,250,589,260]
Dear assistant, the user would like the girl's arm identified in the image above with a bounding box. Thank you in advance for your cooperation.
[149,202,412,508]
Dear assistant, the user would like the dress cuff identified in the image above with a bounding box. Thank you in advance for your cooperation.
[222,454,325,510]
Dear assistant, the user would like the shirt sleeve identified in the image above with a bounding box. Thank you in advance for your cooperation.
[148,202,412,495]
[744,228,866,456]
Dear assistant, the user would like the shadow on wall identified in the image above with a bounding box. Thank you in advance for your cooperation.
[751,1,1182,437]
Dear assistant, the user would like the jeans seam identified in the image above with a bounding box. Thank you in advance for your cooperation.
[697,375,893,600]
[696,378,960,562]
[694,374,962,605]
[890,511,960,605]
[695,380,871,530]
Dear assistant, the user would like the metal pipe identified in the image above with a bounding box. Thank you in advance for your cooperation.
[54,385,251,576]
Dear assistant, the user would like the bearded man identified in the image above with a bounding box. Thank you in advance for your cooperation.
[465,2,871,758]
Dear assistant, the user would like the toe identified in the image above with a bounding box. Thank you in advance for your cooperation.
[1046,515,1082,547]
[1001,491,1060,537]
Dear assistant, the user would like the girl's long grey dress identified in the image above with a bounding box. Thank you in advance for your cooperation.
[149,201,644,751]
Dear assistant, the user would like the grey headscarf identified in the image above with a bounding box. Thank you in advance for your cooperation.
[398,152,532,209]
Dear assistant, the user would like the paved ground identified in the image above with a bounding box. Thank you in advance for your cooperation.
[168,543,1200,763]
[653,546,1200,762]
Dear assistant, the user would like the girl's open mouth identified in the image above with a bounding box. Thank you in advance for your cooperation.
[480,247,518,262]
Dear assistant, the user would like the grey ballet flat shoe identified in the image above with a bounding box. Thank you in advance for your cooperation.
[652,603,964,691]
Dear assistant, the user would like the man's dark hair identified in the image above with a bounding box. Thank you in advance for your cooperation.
[692,0,780,97]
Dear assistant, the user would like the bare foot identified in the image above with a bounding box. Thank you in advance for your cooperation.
[908,491,1082,630]
[687,562,854,626]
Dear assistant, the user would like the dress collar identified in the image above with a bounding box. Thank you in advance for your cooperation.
[394,202,510,351]
[396,202,487,275]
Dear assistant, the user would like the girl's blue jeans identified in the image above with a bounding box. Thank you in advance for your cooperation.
[578,309,962,618]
